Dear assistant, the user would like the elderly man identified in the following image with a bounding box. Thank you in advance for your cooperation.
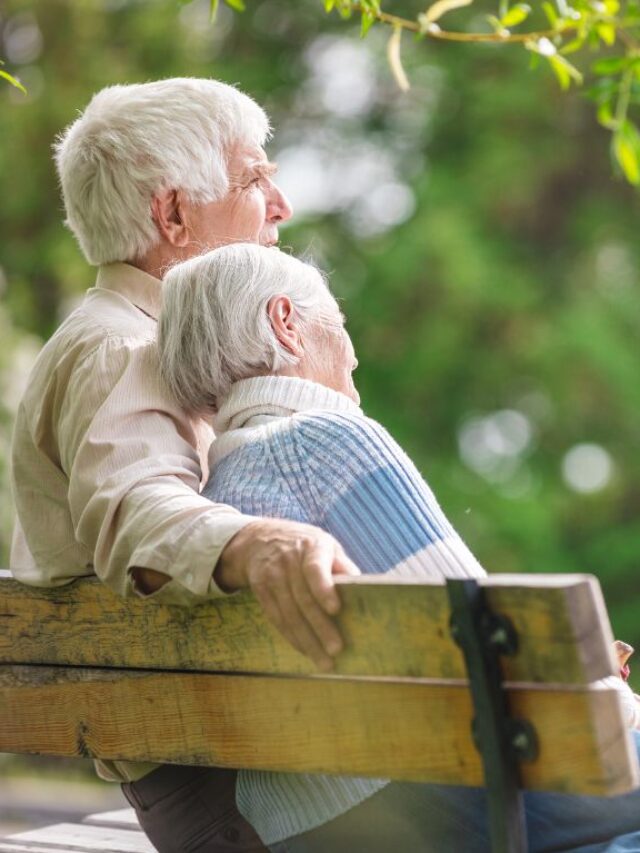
[10,78,359,853]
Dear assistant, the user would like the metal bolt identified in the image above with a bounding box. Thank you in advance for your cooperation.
[490,626,509,647]
[512,731,530,754]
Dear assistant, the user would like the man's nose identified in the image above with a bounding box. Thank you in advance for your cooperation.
[267,182,293,224]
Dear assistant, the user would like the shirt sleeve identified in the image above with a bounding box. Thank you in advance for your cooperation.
[58,336,253,604]
[289,412,486,580]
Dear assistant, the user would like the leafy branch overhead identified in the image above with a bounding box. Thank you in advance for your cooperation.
[0,60,26,95]
[213,0,640,186]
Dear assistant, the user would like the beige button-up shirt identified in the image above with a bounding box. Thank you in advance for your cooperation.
[11,263,255,783]
[10,262,252,603]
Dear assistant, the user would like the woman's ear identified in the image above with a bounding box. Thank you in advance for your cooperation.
[150,188,191,248]
[267,295,304,358]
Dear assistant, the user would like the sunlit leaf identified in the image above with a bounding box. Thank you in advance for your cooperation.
[361,10,376,37]
[549,55,571,89]
[324,0,336,10]
[613,122,640,184]
[597,100,616,129]
[547,53,583,90]
[0,67,26,94]
[542,1,559,26]
[421,0,474,26]
[224,0,245,10]
[560,37,585,55]
[596,23,616,47]
[501,4,531,27]
[210,0,219,22]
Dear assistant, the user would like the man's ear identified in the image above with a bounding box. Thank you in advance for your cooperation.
[267,295,304,358]
[150,188,190,248]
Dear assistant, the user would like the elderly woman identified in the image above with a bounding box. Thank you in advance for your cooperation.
[158,244,640,853]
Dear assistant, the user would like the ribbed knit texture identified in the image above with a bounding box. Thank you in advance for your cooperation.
[204,376,486,845]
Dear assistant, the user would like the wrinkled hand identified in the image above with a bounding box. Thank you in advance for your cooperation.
[215,518,361,671]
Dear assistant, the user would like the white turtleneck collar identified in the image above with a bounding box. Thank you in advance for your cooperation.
[213,375,362,435]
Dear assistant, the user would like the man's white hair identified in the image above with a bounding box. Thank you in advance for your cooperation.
[54,78,270,265]
[158,243,340,413]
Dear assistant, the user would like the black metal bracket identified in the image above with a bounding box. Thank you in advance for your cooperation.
[447,578,539,853]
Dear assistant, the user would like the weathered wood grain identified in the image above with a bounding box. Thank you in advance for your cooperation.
[0,822,154,852]
[0,573,617,683]
[0,665,636,796]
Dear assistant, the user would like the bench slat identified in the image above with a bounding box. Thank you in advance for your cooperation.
[0,574,617,684]
[0,822,153,853]
[1,664,636,796]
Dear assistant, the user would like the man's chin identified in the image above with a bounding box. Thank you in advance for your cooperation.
[260,229,279,247]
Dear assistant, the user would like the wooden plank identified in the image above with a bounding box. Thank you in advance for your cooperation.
[82,812,139,831]
[0,573,617,684]
[0,822,154,852]
[0,665,636,796]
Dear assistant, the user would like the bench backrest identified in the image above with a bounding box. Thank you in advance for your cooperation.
[0,570,637,797]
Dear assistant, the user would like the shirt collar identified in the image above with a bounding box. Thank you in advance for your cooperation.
[214,375,362,434]
[95,262,163,321]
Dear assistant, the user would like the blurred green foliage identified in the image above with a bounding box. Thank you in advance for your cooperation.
[1,0,639,690]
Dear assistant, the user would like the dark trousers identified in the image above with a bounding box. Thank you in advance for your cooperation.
[121,765,267,853]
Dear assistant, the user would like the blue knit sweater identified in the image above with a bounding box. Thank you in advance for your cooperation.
[203,376,485,845]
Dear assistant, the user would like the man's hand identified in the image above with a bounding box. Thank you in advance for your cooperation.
[215,518,361,672]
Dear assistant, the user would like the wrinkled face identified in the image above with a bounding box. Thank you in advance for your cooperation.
[301,309,360,405]
[190,143,292,249]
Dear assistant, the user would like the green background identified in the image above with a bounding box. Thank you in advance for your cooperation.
[1,0,639,683]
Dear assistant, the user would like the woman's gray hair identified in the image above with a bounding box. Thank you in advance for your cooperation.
[158,243,340,413]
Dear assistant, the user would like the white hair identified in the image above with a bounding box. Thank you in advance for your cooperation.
[158,244,340,413]
[54,78,270,265]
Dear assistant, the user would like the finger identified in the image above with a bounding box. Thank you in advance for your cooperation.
[290,566,343,659]
[268,576,335,672]
[302,540,342,616]
[332,547,361,578]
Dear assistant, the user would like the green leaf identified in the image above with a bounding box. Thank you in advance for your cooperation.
[500,4,531,27]
[0,67,26,94]
[548,54,571,89]
[612,122,640,184]
[360,11,375,37]
[592,57,628,76]
[223,0,245,11]
[597,100,616,129]
[210,0,219,22]
[584,77,619,103]
[596,23,616,46]
[560,36,585,55]
[547,53,583,90]
[324,0,336,11]
[542,1,559,26]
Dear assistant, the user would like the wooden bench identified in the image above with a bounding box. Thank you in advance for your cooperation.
[0,569,638,853]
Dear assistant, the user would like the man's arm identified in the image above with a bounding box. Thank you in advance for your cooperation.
[60,341,357,668]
